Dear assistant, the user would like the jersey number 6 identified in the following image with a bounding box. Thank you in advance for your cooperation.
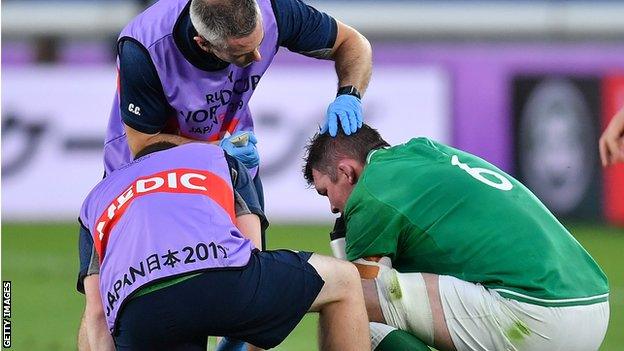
[451,155,513,191]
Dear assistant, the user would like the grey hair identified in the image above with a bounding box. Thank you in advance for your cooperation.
[189,0,260,49]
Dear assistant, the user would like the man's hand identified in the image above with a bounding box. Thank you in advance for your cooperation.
[220,131,259,169]
[322,95,363,136]
[600,106,624,166]
[321,20,371,137]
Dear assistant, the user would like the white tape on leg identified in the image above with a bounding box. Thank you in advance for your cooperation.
[330,237,347,259]
[353,256,392,279]
[376,270,434,345]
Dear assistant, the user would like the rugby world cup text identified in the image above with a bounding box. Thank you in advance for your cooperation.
[181,73,261,135]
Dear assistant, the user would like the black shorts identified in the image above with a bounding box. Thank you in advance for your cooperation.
[113,250,324,350]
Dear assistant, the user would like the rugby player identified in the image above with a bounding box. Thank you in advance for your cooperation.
[77,142,370,350]
[304,125,610,351]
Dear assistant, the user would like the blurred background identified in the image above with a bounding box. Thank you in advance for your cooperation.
[2,0,623,349]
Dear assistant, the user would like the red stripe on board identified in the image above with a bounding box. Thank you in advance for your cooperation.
[94,168,235,261]
[601,75,624,226]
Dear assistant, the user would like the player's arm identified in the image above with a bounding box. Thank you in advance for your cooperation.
[226,154,268,351]
[236,214,261,249]
[118,40,258,167]
[76,223,114,351]
[344,187,404,272]
[117,39,197,156]
[274,0,371,135]
[78,312,89,351]
[329,21,372,96]
[82,275,115,351]
[599,105,624,166]
[274,0,372,95]
[330,215,392,280]
[226,154,267,248]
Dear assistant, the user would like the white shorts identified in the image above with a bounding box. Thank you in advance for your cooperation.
[439,276,609,351]
[438,275,610,351]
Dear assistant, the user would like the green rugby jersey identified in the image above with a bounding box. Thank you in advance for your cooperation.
[344,138,608,307]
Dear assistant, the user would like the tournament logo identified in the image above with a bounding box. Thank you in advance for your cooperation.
[518,78,595,214]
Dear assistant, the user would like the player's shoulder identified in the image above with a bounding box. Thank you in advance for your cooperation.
[393,137,449,156]
[354,156,397,206]
[358,138,448,196]
[79,174,111,224]
[368,137,443,161]
[364,137,438,173]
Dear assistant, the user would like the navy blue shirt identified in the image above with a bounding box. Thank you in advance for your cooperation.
[119,0,338,135]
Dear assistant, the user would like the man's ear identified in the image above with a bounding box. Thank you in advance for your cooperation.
[337,161,358,185]
[193,36,211,52]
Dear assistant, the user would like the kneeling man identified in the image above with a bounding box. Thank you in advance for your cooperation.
[304,125,609,351]
[77,142,370,350]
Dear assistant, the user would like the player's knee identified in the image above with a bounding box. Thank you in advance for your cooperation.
[332,260,362,298]
[310,254,357,283]
[309,254,361,302]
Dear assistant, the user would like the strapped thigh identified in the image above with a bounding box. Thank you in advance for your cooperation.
[375,270,435,345]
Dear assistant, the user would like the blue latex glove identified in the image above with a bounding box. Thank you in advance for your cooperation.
[321,94,363,136]
[220,131,259,169]
[215,337,247,351]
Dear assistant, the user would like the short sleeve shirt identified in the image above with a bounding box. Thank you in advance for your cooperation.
[118,0,337,135]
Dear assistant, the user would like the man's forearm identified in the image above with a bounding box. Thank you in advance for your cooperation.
[236,213,262,249]
[82,275,115,351]
[88,319,115,350]
[332,24,373,96]
[83,312,115,351]
[78,312,90,351]
[78,311,114,351]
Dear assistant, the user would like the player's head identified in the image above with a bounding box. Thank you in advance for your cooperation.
[303,124,389,214]
[190,0,263,68]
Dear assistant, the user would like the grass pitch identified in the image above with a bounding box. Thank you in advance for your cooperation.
[1,222,622,350]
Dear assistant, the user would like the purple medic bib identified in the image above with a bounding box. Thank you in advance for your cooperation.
[103,0,278,174]
[80,143,255,331]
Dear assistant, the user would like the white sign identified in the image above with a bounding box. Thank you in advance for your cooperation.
[2,65,449,222]
[2,67,116,221]
[251,65,450,222]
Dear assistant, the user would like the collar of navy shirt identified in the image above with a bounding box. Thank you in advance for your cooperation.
[173,1,232,72]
